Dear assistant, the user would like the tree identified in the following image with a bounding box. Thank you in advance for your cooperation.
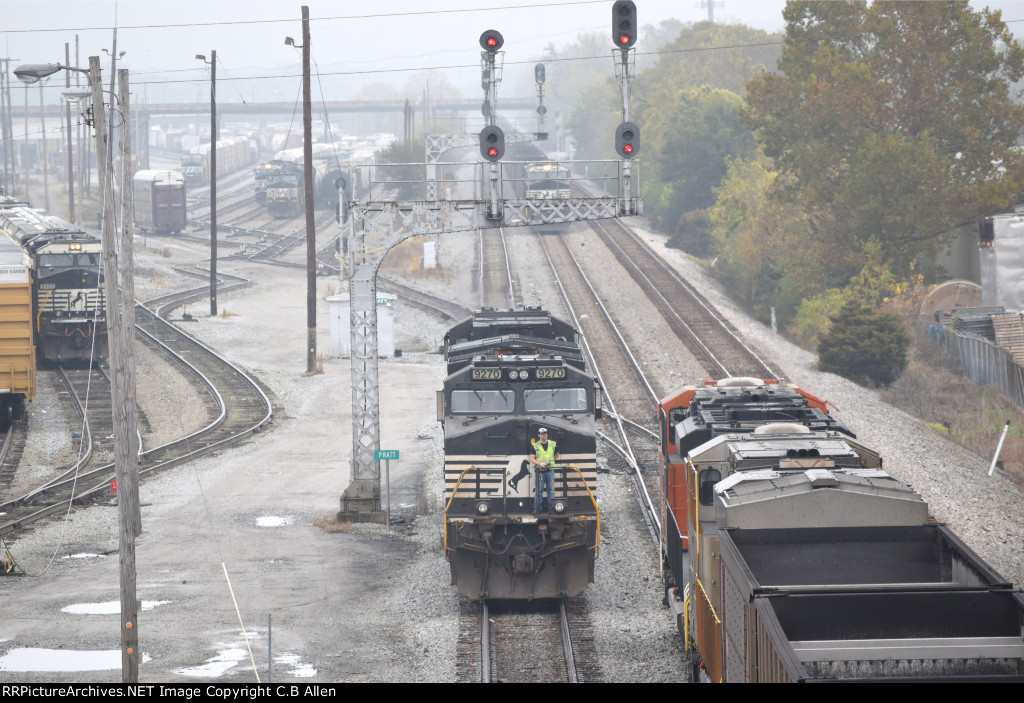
[817,301,912,386]
[743,1,1024,281]
[641,86,756,228]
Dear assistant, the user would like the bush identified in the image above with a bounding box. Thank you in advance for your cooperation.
[816,301,911,387]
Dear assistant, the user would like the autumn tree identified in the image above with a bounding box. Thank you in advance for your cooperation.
[743,0,1024,281]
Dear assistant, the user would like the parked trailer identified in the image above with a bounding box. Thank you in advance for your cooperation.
[0,235,35,427]
[133,170,186,234]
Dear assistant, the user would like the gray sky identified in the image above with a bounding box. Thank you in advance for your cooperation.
[5,1,1023,104]
[2,0,792,103]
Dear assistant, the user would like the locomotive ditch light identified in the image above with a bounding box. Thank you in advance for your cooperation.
[476,501,490,515]
[553,500,566,514]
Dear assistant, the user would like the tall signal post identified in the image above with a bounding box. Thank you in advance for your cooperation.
[612,1,638,214]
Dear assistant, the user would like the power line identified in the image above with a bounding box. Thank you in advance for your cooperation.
[2,1,610,34]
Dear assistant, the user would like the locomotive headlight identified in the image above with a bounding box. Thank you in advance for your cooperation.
[553,500,566,514]
[476,501,490,515]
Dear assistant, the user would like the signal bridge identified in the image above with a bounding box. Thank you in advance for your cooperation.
[337,158,641,523]
[338,6,640,522]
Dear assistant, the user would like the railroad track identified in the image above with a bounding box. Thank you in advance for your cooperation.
[458,598,600,683]
[0,272,273,548]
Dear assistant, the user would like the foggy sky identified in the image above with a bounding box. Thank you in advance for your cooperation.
[4,1,1022,106]
[1,0,792,104]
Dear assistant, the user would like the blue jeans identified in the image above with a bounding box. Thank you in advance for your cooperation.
[535,469,555,512]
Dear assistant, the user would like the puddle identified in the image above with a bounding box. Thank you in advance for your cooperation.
[0,648,151,672]
[62,600,171,615]
[257,516,293,527]
[175,647,247,678]
[275,653,316,678]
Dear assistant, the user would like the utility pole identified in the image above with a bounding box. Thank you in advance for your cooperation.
[39,83,49,210]
[301,6,316,374]
[210,50,218,317]
[65,43,75,222]
[0,58,7,192]
[23,84,28,200]
[196,51,217,316]
[111,65,141,683]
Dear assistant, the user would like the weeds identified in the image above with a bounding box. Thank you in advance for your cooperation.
[882,323,1024,490]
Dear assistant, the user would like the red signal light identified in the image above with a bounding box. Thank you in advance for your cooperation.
[623,143,633,154]
[619,34,631,45]
[487,37,497,47]
[488,147,499,157]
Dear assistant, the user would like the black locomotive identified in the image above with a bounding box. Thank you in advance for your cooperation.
[439,308,601,599]
[0,206,108,364]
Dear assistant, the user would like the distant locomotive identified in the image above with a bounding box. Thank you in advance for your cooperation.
[262,145,346,218]
[661,378,1024,682]
[133,170,186,234]
[523,162,571,234]
[0,206,107,365]
[439,308,602,599]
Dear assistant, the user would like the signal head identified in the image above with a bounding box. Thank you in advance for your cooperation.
[535,63,546,85]
[479,125,505,162]
[612,0,637,49]
[615,121,639,159]
[480,30,504,53]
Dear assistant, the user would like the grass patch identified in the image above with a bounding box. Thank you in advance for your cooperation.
[881,323,1024,490]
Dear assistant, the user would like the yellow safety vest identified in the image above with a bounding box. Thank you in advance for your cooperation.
[533,440,556,470]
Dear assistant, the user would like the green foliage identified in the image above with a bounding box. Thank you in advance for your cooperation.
[632,22,781,236]
[789,288,847,349]
[817,301,912,387]
[709,150,824,321]
[667,209,714,258]
[743,1,1024,281]
[641,87,756,228]
[566,77,620,160]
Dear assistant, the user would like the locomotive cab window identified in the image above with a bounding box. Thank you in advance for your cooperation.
[39,253,74,268]
[698,469,721,507]
[77,253,101,267]
[524,387,587,412]
[451,389,514,414]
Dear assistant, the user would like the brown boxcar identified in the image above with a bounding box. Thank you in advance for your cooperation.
[133,170,186,234]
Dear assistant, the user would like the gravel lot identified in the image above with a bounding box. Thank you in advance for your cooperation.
[1,212,1021,683]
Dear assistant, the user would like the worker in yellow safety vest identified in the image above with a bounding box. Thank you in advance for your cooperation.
[529,427,559,513]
